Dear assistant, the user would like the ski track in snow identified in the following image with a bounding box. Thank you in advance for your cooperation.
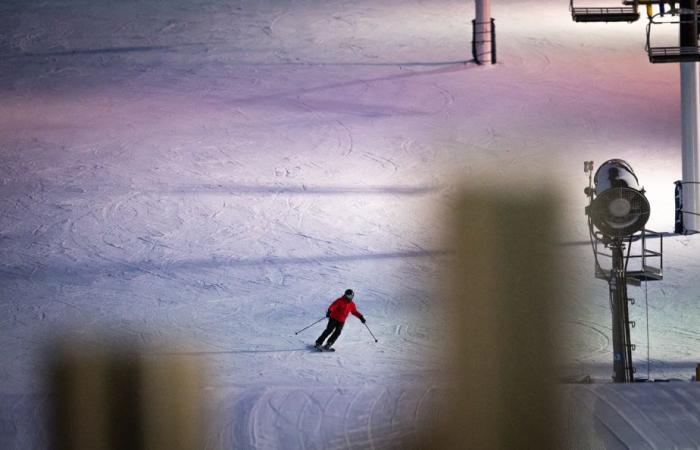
[217,385,444,450]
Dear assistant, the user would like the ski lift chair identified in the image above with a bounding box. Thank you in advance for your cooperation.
[646,11,700,62]
[570,0,640,22]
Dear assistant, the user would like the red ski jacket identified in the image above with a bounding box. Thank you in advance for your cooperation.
[327,297,363,323]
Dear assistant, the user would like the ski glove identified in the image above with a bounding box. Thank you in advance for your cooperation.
[326,310,330,318]
[360,316,366,324]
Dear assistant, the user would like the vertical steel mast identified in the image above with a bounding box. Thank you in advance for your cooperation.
[472,0,496,64]
[680,0,700,232]
[609,241,635,382]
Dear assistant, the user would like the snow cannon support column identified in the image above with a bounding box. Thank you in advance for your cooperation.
[609,241,634,383]
[680,0,700,233]
[473,0,495,64]
[442,186,565,449]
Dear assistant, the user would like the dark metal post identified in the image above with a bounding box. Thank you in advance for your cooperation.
[610,241,634,382]
[491,18,497,64]
[679,0,697,48]
[471,19,478,63]
[675,180,684,234]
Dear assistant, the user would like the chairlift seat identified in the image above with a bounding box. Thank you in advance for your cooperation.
[571,7,640,22]
[648,46,700,63]
[621,0,662,4]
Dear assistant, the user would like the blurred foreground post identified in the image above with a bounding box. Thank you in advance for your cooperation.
[50,342,204,450]
[441,187,564,449]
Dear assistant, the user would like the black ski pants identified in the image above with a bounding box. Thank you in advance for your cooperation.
[316,318,344,346]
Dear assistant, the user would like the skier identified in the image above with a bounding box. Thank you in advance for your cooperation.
[314,289,365,351]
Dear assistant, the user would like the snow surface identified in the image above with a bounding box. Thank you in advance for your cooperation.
[2,0,700,448]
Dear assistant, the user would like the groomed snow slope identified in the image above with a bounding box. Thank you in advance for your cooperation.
[2,0,700,448]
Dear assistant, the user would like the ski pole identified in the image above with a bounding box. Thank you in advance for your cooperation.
[363,322,378,343]
[294,317,326,335]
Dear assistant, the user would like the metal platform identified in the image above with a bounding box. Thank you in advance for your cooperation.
[596,265,662,286]
[628,265,663,283]
[593,229,663,286]
[648,46,700,63]
[572,7,640,22]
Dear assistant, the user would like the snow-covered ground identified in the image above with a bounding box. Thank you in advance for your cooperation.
[2,0,700,448]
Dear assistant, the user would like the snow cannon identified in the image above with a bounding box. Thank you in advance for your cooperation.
[583,160,663,383]
[585,159,650,238]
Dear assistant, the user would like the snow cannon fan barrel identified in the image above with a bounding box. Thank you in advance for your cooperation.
[586,159,650,238]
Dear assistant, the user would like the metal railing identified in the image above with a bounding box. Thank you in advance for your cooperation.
[471,18,496,65]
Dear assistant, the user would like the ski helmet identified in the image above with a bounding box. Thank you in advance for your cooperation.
[344,289,354,299]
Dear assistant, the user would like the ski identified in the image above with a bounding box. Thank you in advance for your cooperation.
[309,344,335,352]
